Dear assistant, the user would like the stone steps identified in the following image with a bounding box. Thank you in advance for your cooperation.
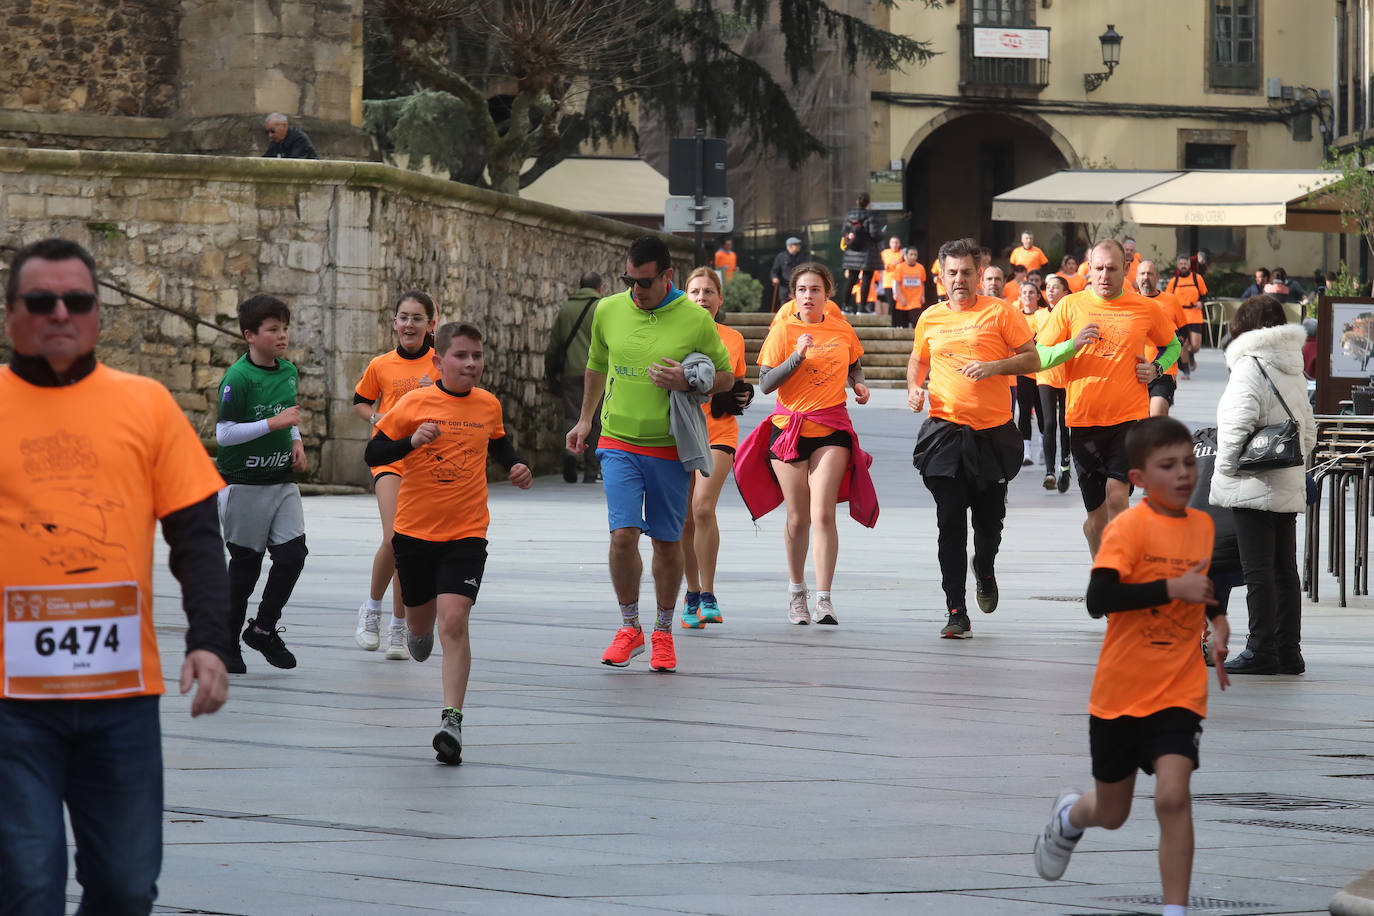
[723,309,913,389]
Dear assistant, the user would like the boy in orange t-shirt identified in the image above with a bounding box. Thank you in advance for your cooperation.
[1035,417,1231,916]
[909,238,1041,640]
[366,322,533,765]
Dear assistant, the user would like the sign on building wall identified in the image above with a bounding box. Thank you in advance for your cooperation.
[869,170,904,211]
[972,27,1049,60]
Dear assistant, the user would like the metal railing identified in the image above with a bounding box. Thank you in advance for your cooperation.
[958,24,1049,92]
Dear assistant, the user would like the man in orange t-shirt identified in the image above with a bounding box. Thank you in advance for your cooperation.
[879,237,903,314]
[1137,260,1188,417]
[1165,255,1208,378]
[367,321,533,764]
[1035,239,1182,555]
[0,239,230,911]
[713,238,738,282]
[890,247,926,329]
[909,237,1041,640]
[1010,231,1049,272]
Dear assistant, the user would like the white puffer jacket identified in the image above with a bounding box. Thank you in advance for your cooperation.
[1211,323,1316,514]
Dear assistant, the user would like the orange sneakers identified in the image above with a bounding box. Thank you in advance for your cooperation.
[601,627,645,667]
[649,631,677,672]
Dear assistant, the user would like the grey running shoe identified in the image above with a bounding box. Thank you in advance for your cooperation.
[433,707,462,765]
[407,627,434,663]
[814,595,838,625]
[975,574,998,613]
[1034,789,1082,880]
[787,590,810,625]
[940,610,972,639]
[385,623,410,660]
[355,603,381,651]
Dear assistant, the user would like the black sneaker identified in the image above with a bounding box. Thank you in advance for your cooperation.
[941,610,972,639]
[433,707,462,765]
[975,574,998,613]
[562,454,578,483]
[224,647,247,675]
[1057,465,1071,493]
[242,621,297,669]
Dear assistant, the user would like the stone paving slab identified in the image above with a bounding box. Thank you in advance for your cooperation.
[57,351,1369,914]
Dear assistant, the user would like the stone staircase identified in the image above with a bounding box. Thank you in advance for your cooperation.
[723,311,914,389]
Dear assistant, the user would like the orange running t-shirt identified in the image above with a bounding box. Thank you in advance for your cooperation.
[1035,289,1179,428]
[881,248,903,290]
[759,314,864,437]
[891,262,927,311]
[1165,271,1207,314]
[703,322,747,449]
[377,385,506,542]
[355,346,436,476]
[931,259,945,298]
[913,296,1033,430]
[1030,308,1067,389]
[1009,245,1048,271]
[1090,501,1215,720]
[1058,270,1087,293]
[714,249,738,282]
[1145,291,1187,378]
[1003,279,1021,304]
[772,299,845,326]
[0,365,225,701]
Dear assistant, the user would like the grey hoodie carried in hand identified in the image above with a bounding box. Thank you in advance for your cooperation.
[670,352,716,476]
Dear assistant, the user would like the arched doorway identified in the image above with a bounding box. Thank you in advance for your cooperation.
[903,110,1075,270]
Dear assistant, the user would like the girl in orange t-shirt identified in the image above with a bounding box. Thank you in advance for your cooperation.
[1036,275,1073,492]
[757,264,869,627]
[679,268,752,629]
[352,290,438,657]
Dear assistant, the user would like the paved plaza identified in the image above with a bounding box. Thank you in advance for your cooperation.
[128,354,1374,916]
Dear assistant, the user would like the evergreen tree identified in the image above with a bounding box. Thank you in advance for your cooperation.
[365,0,941,196]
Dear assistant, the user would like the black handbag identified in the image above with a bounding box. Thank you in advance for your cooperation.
[1236,357,1304,472]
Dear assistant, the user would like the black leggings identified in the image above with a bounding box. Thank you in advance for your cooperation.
[1232,508,1301,659]
[844,269,876,311]
[1015,376,1043,441]
[1037,385,1070,469]
[922,473,1008,612]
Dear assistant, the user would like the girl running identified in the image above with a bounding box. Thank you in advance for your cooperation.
[1035,275,1073,493]
[737,263,877,625]
[680,268,752,628]
[352,290,438,658]
[1015,281,1048,467]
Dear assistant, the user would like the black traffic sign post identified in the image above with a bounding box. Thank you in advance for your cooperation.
[668,131,726,265]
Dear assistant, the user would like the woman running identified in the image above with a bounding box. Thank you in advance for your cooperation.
[1014,281,1048,467]
[352,290,438,658]
[737,263,876,625]
[1035,274,1072,493]
[679,267,752,628]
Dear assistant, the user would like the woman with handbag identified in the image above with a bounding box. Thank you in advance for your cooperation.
[1210,295,1317,674]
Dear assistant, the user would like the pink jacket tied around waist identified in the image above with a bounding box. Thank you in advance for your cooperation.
[733,402,879,528]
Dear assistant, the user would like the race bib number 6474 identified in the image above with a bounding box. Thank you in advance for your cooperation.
[4,582,143,699]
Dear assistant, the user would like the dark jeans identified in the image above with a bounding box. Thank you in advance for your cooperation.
[844,269,876,312]
[1015,376,1043,441]
[0,696,163,915]
[923,473,1008,611]
[1038,385,1069,469]
[1232,508,1302,659]
[558,378,601,474]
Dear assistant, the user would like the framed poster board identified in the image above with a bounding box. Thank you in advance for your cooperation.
[1316,295,1374,414]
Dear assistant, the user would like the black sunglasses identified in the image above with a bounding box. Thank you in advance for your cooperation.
[620,270,665,289]
[19,291,98,315]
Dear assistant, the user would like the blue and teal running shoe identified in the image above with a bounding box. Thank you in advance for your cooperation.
[681,591,704,629]
[698,592,723,624]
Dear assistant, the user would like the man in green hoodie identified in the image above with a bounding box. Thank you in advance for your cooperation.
[567,237,734,674]
[547,272,604,483]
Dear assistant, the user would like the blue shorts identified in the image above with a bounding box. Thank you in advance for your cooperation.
[597,448,690,542]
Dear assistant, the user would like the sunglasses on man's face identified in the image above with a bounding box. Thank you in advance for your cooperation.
[18,291,98,315]
[620,270,665,290]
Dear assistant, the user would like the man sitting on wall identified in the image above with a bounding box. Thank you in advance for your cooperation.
[263,113,319,160]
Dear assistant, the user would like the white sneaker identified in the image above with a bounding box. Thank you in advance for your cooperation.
[385,623,411,660]
[814,595,837,625]
[1033,789,1082,881]
[355,603,381,651]
[788,590,810,625]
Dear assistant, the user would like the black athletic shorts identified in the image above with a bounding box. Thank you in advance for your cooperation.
[769,423,850,463]
[1147,373,1177,405]
[1090,707,1202,783]
[1182,322,1204,337]
[392,533,487,607]
[1070,422,1137,512]
[711,444,736,456]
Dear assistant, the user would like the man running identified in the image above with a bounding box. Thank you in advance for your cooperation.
[567,236,734,673]
[1136,260,1189,418]
[1036,240,1183,555]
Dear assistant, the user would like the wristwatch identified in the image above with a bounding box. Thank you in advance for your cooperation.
[1151,359,1164,379]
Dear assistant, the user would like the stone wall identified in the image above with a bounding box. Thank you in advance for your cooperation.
[2,0,181,117]
[0,148,690,484]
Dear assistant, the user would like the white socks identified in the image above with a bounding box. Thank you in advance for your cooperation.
[816,589,831,602]
[1060,806,1083,838]
[1163,905,1186,916]
[789,582,806,595]
[390,613,405,626]
[363,597,382,612]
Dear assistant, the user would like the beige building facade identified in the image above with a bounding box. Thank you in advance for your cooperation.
[873,0,1337,277]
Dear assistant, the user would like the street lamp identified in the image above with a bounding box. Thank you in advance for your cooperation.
[1084,24,1123,93]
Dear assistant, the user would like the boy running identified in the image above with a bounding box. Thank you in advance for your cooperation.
[216,295,308,672]
[364,322,532,764]
[1035,417,1231,916]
